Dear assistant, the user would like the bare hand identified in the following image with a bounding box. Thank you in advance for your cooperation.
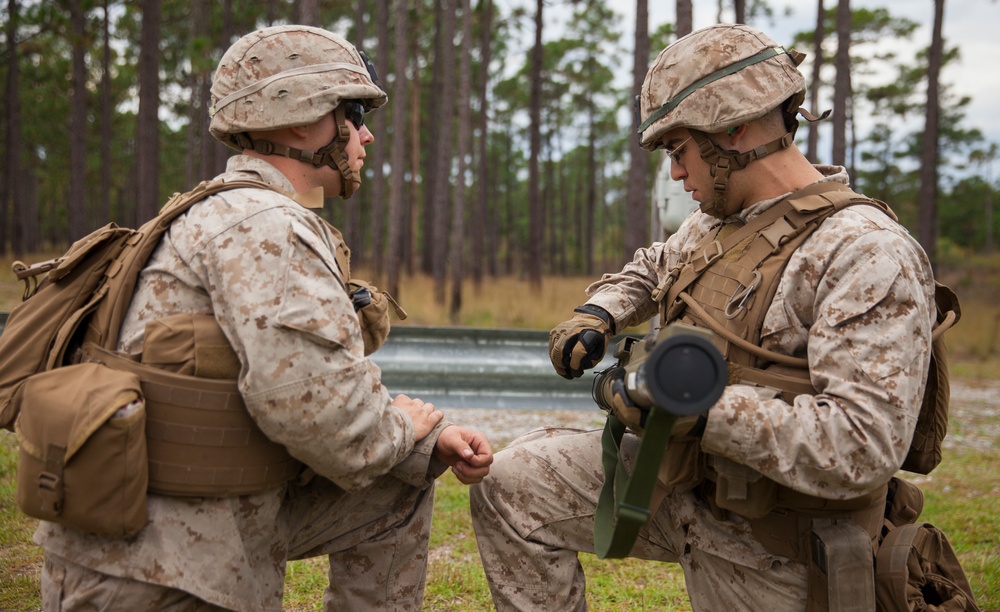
[433,425,494,485]
[393,394,443,442]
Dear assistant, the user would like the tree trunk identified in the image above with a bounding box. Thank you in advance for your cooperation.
[135,0,161,223]
[473,0,493,287]
[406,28,420,276]
[807,0,824,163]
[422,0,445,275]
[387,0,409,298]
[296,0,320,26]
[624,0,649,263]
[676,0,693,38]
[346,0,367,258]
[3,0,22,254]
[449,0,474,320]
[68,0,87,240]
[527,0,544,288]
[370,0,389,283]
[431,0,456,303]
[185,1,204,188]
[100,0,113,224]
[831,0,850,167]
[734,0,746,23]
[504,133,514,274]
[585,107,596,275]
[918,0,945,264]
[213,0,233,175]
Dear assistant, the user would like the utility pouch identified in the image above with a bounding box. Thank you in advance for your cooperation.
[348,279,406,355]
[141,313,241,379]
[656,432,704,495]
[710,455,777,519]
[807,519,876,612]
[15,362,148,537]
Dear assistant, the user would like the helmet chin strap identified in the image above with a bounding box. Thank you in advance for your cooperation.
[235,105,360,199]
[689,128,795,218]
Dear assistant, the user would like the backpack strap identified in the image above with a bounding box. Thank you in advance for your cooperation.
[86,178,277,350]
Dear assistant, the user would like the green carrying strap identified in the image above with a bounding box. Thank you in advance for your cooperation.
[594,409,677,559]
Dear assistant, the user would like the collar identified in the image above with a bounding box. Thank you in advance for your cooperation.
[223,155,326,210]
[735,165,850,224]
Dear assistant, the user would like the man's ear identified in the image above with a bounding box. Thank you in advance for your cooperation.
[725,123,748,144]
[287,124,311,141]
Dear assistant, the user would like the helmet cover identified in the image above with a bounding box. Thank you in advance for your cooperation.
[210,25,387,149]
[637,24,805,151]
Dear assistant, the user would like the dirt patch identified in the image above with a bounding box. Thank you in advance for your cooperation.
[443,408,606,449]
[944,380,1000,452]
[444,380,1000,452]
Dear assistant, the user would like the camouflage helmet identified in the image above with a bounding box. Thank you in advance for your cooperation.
[637,24,806,151]
[209,25,387,149]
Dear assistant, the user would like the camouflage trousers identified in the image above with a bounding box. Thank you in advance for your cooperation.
[469,427,810,612]
[42,474,435,611]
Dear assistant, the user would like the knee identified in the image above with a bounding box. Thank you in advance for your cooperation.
[468,447,521,522]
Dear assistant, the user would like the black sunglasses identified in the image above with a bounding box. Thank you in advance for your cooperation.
[343,100,365,129]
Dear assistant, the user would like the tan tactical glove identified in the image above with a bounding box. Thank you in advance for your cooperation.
[604,366,647,429]
[595,362,709,435]
[548,304,615,379]
[349,279,407,356]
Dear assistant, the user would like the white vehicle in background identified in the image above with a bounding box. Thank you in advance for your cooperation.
[652,154,697,237]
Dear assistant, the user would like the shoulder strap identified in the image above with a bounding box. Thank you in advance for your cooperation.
[86,178,276,350]
[659,182,878,309]
[661,183,888,366]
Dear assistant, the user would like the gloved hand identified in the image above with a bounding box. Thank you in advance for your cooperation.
[608,367,709,436]
[548,304,615,379]
[606,366,648,429]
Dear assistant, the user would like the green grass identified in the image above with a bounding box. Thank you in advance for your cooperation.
[3,424,996,610]
[0,434,43,611]
[916,448,1000,609]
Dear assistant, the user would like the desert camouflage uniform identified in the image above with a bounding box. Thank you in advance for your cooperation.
[470,166,937,611]
[35,155,449,611]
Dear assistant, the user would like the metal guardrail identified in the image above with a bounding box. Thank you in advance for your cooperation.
[0,313,615,411]
[372,325,618,410]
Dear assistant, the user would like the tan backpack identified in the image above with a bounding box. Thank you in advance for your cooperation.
[1,178,276,536]
[0,178,274,431]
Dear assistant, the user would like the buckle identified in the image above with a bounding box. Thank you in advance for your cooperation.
[702,241,724,267]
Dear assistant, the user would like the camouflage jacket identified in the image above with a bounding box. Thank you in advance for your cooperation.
[586,166,936,502]
[35,156,447,610]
